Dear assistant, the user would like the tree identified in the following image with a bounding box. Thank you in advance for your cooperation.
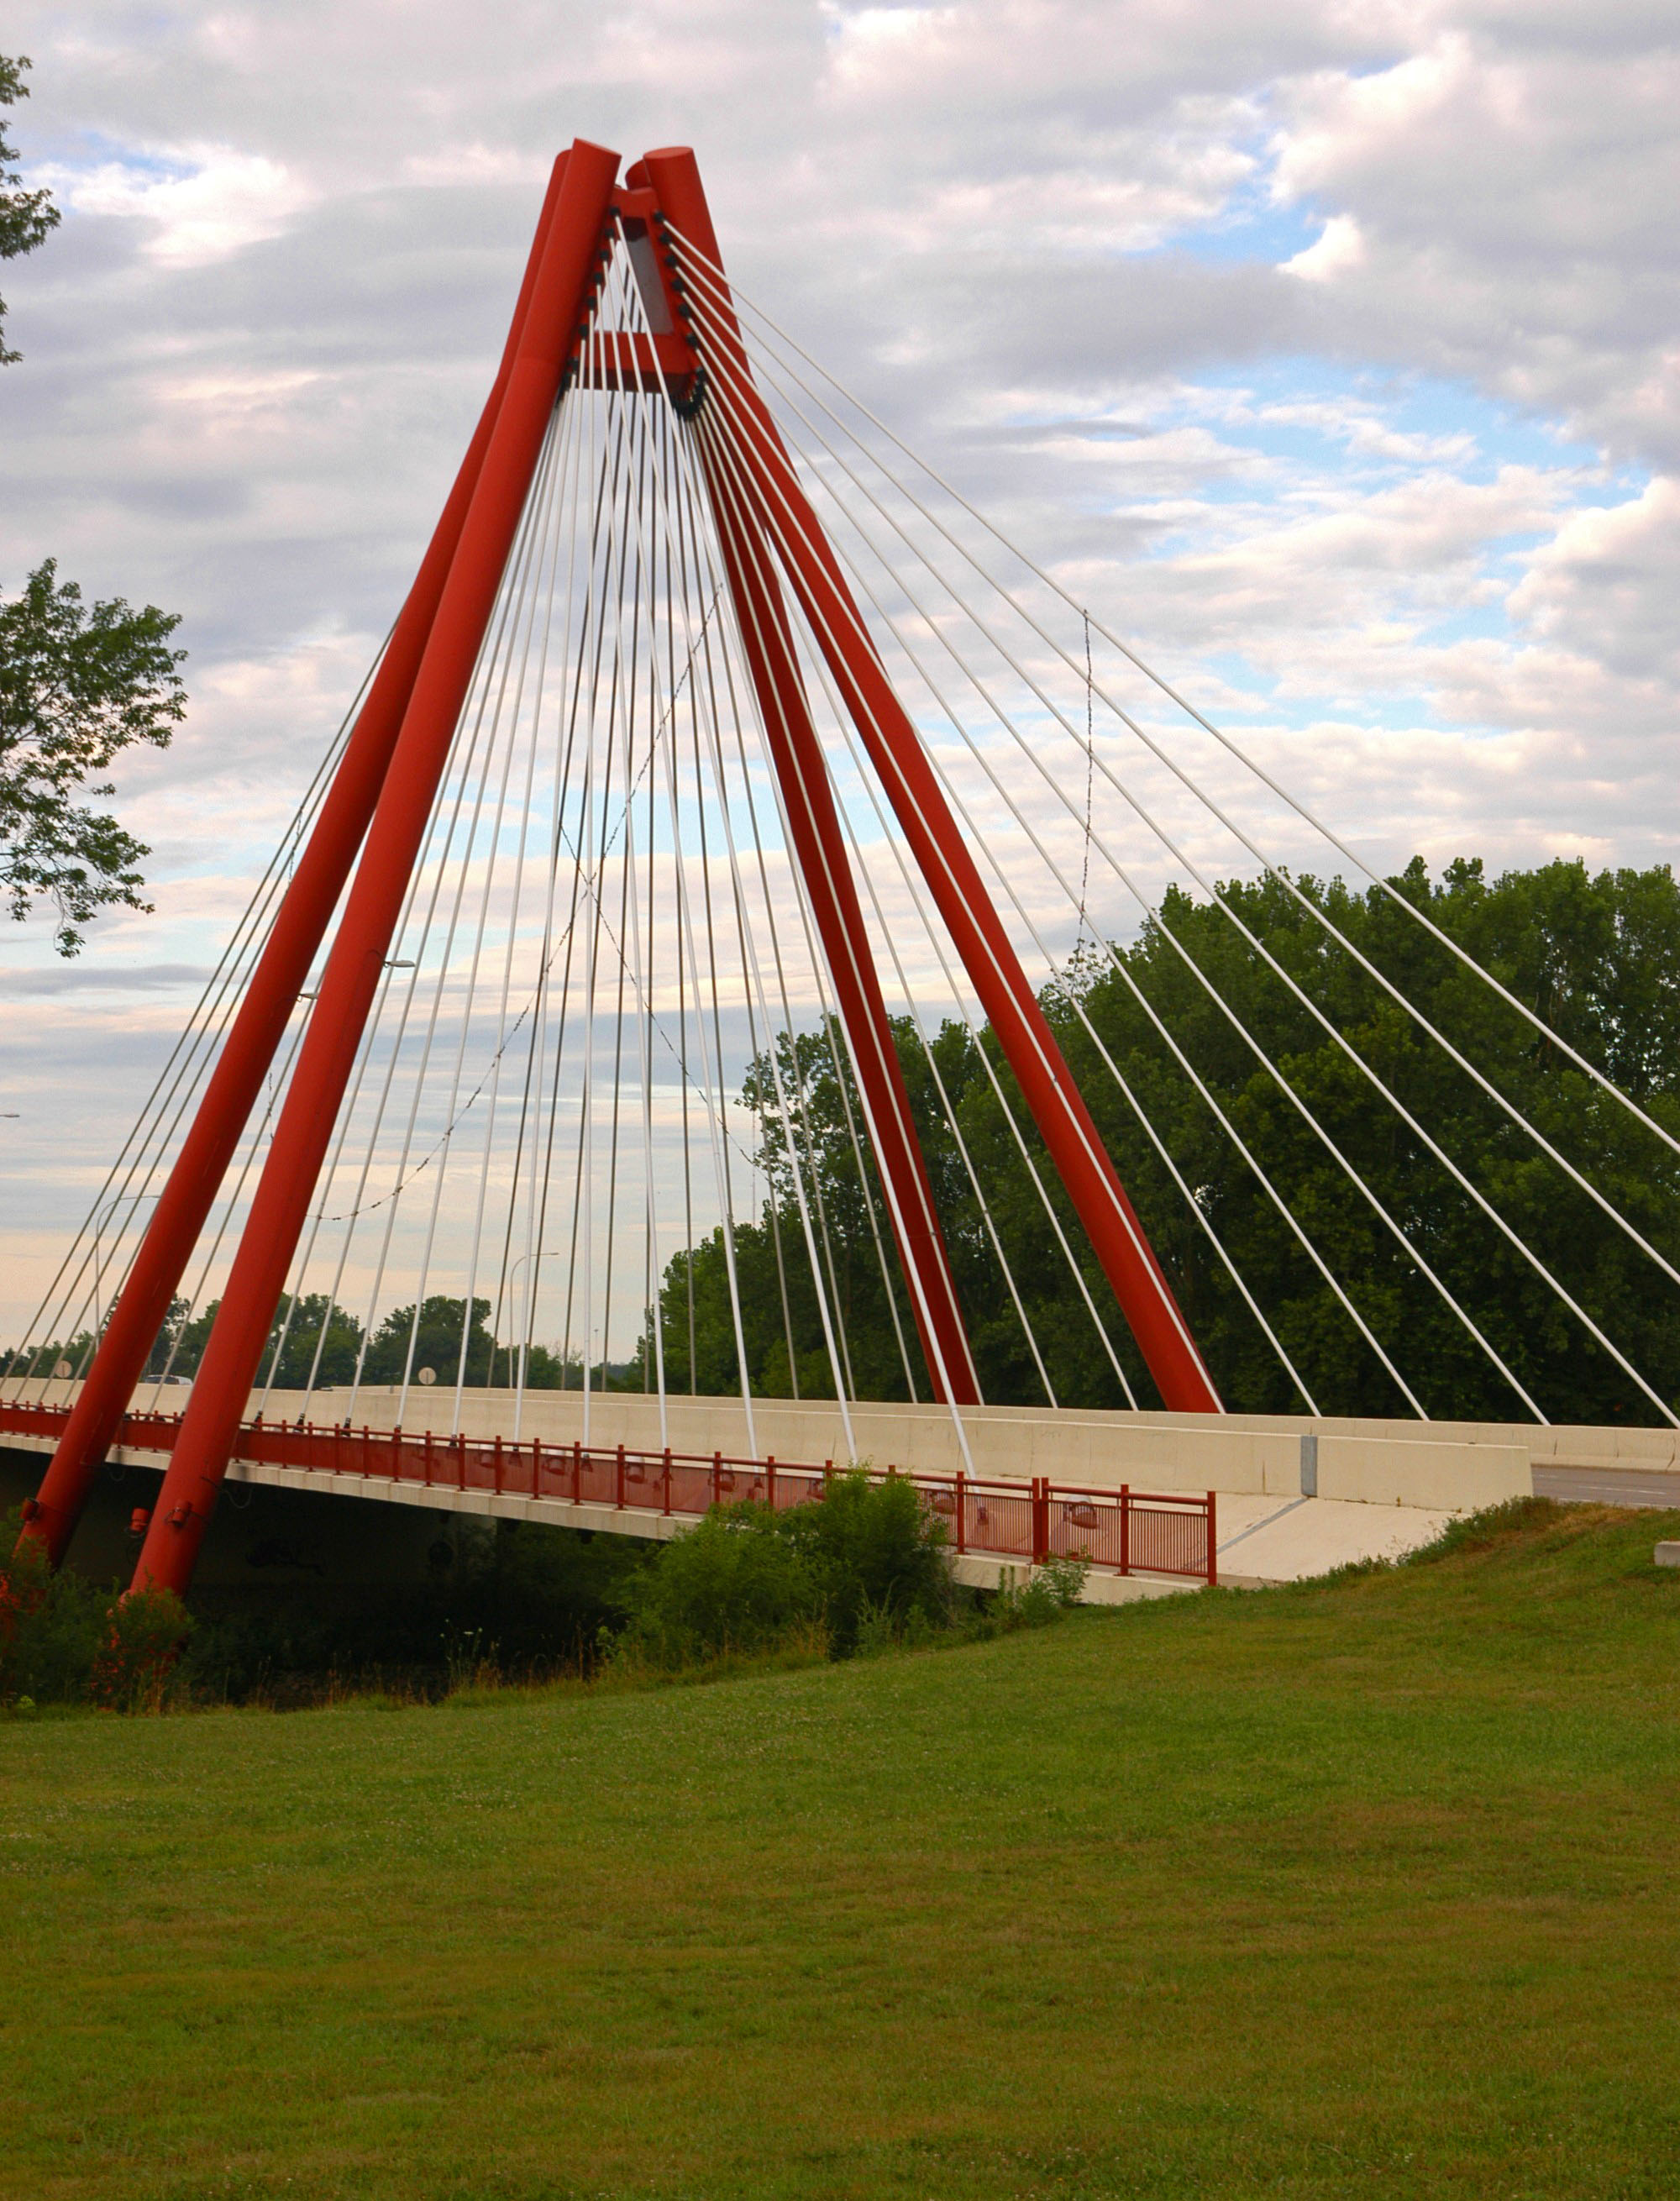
[360,1296,498,1389]
[1,55,188,954]
[1,55,58,366]
[649,858,1680,1429]
[1,562,187,952]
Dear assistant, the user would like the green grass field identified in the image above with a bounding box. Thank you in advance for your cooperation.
[4,1500,1680,2200]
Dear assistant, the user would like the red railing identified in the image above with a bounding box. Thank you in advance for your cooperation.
[0,1399,1216,1584]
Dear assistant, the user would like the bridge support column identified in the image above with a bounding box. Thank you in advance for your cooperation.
[126,140,623,1600]
[18,157,578,1572]
[638,147,1220,1416]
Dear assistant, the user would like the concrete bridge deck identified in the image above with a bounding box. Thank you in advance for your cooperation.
[11,1383,1658,1602]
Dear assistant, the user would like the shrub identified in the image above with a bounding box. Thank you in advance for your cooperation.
[0,1508,192,1710]
[988,1553,1088,1632]
[612,1505,816,1668]
[612,1469,953,1669]
[778,1468,951,1653]
[0,1515,104,1704]
[89,1587,192,1713]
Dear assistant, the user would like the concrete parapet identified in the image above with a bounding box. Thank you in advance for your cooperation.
[1315,1436,1530,1510]
[5,1379,1546,1515]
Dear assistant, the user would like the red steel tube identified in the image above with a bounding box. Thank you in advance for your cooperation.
[17,155,577,1570]
[129,140,622,1599]
[639,147,1218,1416]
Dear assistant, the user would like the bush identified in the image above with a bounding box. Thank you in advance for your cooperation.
[0,1509,191,1710]
[987,1553,1088,1631]
[0,1519,103,1704]
[89,1587,192,1712]
[612,1469,953,1670]
[777,1468,952,1653]
[612,1505,816,1667]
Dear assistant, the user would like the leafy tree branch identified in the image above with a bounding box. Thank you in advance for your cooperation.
[0,561,186,953]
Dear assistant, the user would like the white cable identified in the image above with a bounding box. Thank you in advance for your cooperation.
[687,244,1680,1326]
[685,349,1210,1402]
[685,316,1567,1420]
[675,233,1680,1178]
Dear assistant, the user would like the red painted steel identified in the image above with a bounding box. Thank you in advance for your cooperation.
[1,1400,1216,1584]
[17,158,577,1573]
[126,140,623,1600]
[637,148,1219,1416]
[635,151,978,1406]
[19,139,1221,1604]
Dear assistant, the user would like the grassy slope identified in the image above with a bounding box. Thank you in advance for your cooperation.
[3,1503,1680,2201]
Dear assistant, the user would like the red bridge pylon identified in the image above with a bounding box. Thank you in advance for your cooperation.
[20,139,1218,1600]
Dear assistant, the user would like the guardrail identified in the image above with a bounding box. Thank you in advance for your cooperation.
[0,1400,1216,1584]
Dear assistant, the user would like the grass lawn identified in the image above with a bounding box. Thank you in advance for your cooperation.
[4,1500,1680,2199]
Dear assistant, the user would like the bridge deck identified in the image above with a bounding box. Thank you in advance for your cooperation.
[15,1386,1623,1593]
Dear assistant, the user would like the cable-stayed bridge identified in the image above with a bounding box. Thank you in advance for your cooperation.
[8,139,1680,1603]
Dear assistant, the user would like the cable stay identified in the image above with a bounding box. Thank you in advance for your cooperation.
[11,138,1680,1605]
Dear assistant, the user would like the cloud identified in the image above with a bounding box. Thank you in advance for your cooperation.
[1,0,1677,1339]
[38,144,315,265]
[1280,211,1366,281]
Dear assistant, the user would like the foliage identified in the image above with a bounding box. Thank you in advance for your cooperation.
[612,1506,818,1668]
[344,1294,582,1392]
[0,1508,187,1709]
[180,1519,654,1705]
[4,1291,599,1396]
[613,1468,953,1668]
[1,59,187,953]
[0,1518,103,1703]
[774,1465,953,1652]
[357,1293,497,1387]
[0,54,59,365]
[649,856,1680,1426]
[88,1585,191,1712]
[1,559,187,953]
[988,1552,1089,1629]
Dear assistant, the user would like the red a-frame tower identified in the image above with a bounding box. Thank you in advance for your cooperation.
[20,141,1220,1599]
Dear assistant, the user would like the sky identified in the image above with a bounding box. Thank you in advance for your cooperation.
[1,0,1677,1342]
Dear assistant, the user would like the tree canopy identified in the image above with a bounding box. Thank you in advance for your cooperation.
[1,55,187,954]
[0,55,58,366]
[13,856,1678,1431]
[647,856,1680,1429]
[0,561,187,952]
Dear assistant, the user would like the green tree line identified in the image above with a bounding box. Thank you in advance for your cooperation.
[647,856,1680,1427]
[5,1295,601,1398]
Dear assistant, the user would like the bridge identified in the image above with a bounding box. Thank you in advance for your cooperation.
[8,137,1680,1614]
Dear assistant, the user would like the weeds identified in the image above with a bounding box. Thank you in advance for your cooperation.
[0,1508,192,1712]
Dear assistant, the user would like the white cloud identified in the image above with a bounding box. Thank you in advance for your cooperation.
[1281,210,1366,281]
[3,0,1679,1337]
[39,144,314,265]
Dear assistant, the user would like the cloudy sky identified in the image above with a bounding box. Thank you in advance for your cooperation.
[1,0,1676,1336]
